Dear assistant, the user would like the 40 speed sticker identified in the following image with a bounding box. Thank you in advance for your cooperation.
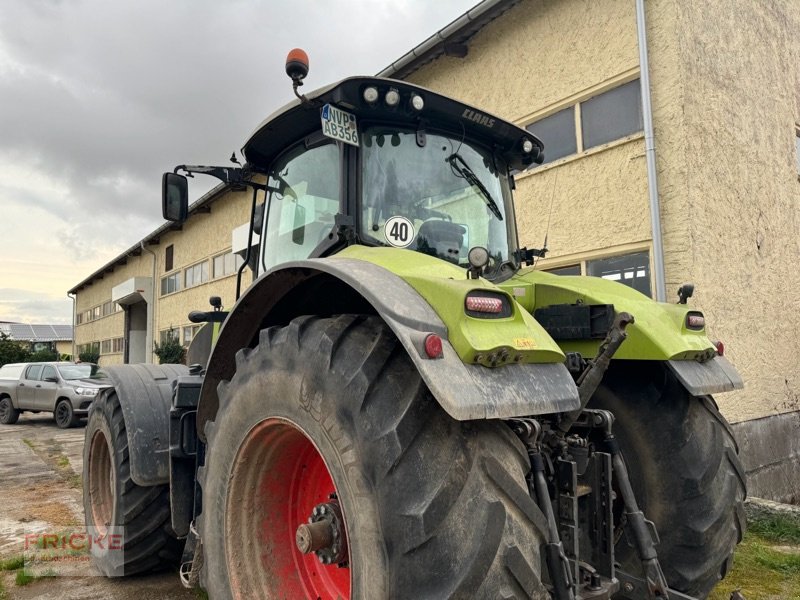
[384,216,415,248]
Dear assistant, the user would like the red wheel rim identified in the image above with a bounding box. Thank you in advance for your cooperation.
[226,418,350,599]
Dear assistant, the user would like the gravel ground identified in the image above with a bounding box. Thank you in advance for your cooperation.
[0,413,196,600]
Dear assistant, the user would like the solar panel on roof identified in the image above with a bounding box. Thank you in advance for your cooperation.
[8,324,33,339]
[31,325,54,338]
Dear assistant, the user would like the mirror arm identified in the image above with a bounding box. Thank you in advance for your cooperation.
[173,164,268,192]
[236,185,260,301]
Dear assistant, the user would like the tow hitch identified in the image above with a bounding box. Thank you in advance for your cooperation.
[510,311,701,599]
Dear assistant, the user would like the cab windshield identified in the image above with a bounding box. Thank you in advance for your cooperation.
[361,127,515,277]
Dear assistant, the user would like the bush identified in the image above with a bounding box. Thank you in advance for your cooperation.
[153,330,186,365]
[28,349,59,363]
[0,333,30,367]
[79,351,100,364]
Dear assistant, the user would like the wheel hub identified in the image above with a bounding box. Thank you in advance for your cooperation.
[295,498,348,566]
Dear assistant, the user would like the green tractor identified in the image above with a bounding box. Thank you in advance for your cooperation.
[83,50,745,599]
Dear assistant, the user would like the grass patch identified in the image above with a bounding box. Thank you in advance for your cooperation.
[14,570,35,586]
[748,514,800,545]
[56,455,69,468]
[709,520,800,600]
[0,573,7,600]
[0,557,24,572]
[21,438,34,449]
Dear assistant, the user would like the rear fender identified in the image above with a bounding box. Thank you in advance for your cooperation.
[100,364,189,486]
[512,269,744,395]
[196,258,579,441]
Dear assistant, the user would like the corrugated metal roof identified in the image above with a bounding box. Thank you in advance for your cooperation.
[0,323,73,342]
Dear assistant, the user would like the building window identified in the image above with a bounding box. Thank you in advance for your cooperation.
[112,337,124,353]
[185,261,209,288]
[101,339,112,354]
[545,264,581,276]
[581,79,643,150]
[183,325,202,345]
[165,244,174,272]
[525,107,577,165]
[539,250,651,297]
[587,251,651,296]
[213,252,244,279]
[101,300,121,317]
[526,79,643,167]
[76,313,83,325]
[160,328,180,344]
[160,273,181,296]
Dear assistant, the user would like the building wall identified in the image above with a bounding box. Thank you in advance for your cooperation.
[73,187,253,366]
[74,252,152,364]
[408,0,651,270]
[650,0,800,422]
[156,188,254,343]
[55,340,72,357]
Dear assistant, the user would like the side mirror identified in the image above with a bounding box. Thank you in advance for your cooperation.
[162,173,188,222]
[44,376,58,383]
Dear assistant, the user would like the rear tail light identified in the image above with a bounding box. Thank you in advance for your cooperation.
[686,312,705,330]
[715,340,725,356]
[465,292,512,318]
[466,296,503,313]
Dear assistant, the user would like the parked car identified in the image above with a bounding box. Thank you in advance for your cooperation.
[0,362,111,428]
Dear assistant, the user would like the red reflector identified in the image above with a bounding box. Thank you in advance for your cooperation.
[466,296,503,313]
[715,340,724,356]
[424,334,443,359]
[686,314,705,328]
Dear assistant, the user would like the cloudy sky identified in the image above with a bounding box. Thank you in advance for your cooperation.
[0,0,477,325]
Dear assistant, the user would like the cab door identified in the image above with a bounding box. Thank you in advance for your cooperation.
[36,365,59,411]
[16,365,41,410]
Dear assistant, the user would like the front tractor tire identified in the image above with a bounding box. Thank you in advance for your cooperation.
[590,362,746,599]
[83,390,184,576]
[198,315,549,600]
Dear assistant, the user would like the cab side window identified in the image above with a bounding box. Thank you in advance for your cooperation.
[41,366,57,381]
[262,142,340,272]
[25,365,43,381]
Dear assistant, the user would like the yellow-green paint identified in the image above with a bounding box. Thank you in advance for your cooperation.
[513,268,716,360]
[334,246,565,366]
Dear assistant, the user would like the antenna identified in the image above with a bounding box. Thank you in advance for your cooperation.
[535,169,559,267]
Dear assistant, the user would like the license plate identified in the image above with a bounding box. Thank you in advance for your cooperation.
[320,104,359,146]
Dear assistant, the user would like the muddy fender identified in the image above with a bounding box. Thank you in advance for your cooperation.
[100,364,189,486]
[196,257,579,440]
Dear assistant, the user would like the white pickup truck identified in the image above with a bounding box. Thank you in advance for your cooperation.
[0,362,111,428]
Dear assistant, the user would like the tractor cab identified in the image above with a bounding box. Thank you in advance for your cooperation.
[163,50,545,290]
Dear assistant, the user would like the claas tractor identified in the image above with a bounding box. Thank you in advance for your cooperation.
[82,50,746,600]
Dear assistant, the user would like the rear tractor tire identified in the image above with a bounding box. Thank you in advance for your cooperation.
[0,397,20,424]
[590,362,746,599]
[198,315,549,600]
[83,390,184,576]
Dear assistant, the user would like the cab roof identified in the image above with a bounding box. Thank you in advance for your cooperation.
[242,77,543,172]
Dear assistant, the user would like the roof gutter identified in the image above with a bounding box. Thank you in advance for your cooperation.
[377,0,514,79]
[636,0,667,302]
